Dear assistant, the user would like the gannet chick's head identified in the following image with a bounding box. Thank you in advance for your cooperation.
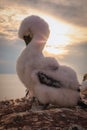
[18,15,50,48]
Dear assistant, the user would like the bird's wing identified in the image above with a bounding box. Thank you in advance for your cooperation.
[39,57,59,71]
[31,57,62,88]
[37,71,62,88]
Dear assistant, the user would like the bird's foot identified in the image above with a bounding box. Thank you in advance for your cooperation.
[25,89,36,108]
[31,103,49,111]
[25,89,49,110]
[38,101,49,110]
[30,98,49,111]
[41,104,49,110]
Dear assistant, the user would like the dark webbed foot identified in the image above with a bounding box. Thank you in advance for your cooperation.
[25,89,49,110]
[42,104,49,110]
[38,101,49,110]
[25,89,36,108]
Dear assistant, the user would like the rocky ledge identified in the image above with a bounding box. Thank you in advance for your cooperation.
[0,97,87,130]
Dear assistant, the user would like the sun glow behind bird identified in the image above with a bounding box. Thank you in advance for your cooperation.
[41,15,72,55]
[1,5,87,57]
[1,5,86,56]
[14,10,73,55]
[1,7,72,55]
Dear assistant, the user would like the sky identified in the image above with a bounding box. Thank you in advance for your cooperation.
[0,0,87,82]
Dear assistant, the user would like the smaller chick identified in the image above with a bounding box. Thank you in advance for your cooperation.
[80,73,87,95]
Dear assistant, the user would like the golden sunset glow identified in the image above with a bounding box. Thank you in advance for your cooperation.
[0,7,72,54]
[29,13,87,56]
[0,5,87,56]
[41,15,71,55]
[41,15,87,55]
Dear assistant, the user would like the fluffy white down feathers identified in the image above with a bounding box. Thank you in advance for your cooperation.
[31,71,80,107]
[16,15,80,107]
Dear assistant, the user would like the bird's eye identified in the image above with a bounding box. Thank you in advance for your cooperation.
[23,33,33,45]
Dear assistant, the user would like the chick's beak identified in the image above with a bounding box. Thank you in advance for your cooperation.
[23,35,32,46]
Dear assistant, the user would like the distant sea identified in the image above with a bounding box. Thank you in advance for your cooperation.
[0,73,82,101]
[0,74,26,101]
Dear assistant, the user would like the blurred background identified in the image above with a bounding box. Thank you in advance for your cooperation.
[0,0,87,100]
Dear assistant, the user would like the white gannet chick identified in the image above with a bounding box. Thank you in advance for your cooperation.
[80,74,87,94]
[16,15,87,108]
[16,15,59,98]
[31,71,80,107]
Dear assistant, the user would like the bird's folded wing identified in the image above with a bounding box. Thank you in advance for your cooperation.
[39,57,59,71]
[37,71,62,88]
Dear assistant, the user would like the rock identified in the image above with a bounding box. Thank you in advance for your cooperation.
[0,97,87,130]
[68,124,85,130]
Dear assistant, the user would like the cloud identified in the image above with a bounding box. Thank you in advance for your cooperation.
[0,0,87,42]
[57,42,87,81]
[0,0,87,78]
[1,0,87,27]
[0,60,15,74]
[15,0,87,27]
[42,0,87,27]
[65,42,87,63]
[0,1,29,40]
[0,36,25,73]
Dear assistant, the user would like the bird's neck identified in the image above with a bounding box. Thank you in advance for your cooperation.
[28,34,47,52]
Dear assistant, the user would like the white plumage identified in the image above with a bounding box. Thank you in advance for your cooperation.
[31,71,80,107]
[16,15,59,97]
[16,15,80,107]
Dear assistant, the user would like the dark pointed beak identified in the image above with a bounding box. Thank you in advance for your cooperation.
[23,35,32,46]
